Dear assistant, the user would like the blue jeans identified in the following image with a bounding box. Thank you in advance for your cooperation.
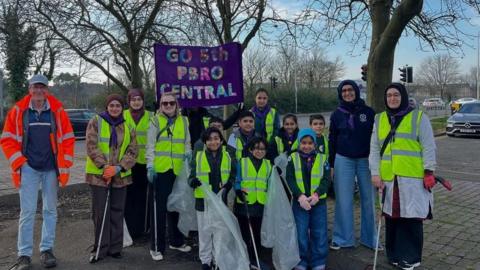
[292,201,328,268]
[18,164,58,257]
[332,154,377,248]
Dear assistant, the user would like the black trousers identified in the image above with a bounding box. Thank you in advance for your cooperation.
[124,163,149,239]
[149,169,185,253]
[236,213,263,265]
[385,217,423,265]
[90,185,127,258]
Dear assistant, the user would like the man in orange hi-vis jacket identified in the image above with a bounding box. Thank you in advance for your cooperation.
[0,74,75,270]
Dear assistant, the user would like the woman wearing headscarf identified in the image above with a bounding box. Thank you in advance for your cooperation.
[123,88,153,240]
[369,83,436,270]
[145,92,192,261]
[329,80,377,250]
[85,94,138,263]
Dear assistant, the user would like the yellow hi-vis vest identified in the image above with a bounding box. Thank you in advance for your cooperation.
[194,147,231,198]
[290,152,327,199]
[238,157,271,205]
[376,110,424,181]
[234,133,246,161]
[202,116,210,130]
[274,136,298,154]
[123,110,152,164]
[85,115,132,178]
[153,115,189,175]
[253,107,277,142]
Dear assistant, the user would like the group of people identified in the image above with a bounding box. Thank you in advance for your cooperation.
[1,74,437,270]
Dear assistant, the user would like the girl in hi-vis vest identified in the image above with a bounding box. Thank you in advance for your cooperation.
[234,136,271,269]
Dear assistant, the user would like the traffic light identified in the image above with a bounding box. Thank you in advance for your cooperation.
[406,66,413,83]
[399,66,413,83]
[361,64,367,81]
[272,77,277,89]
[399,67,407,82]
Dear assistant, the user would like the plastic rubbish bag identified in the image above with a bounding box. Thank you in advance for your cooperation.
[274,153,288,179]
[167,161,197,236]
[202,186,250,270]
[261,166,300,270]
[123,218,133,248]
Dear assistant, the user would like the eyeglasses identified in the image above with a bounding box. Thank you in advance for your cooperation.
[253,147,266,151]
[161,101,176,107]
[342,88,354,93]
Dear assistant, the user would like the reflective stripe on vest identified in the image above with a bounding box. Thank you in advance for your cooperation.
[154,115,188,175]
[275,136,284,154]
[265,108,276,142]
[194,147,231,198]
[238,157,271,205]
[123,110,152,164]
[320,135,329,157]
[376,110,424,181]
[291,152,327,199]
[85,116,132,178]
[235,136,244,161]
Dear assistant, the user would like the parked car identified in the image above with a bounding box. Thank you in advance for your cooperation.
[446,102,480,137]
[65,109,96,138]
[449,97,478,114]
[422,98,445,108]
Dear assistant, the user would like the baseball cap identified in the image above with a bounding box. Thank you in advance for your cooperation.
[29,74,49,86]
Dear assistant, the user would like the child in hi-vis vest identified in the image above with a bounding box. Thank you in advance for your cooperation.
[286,128,329,270]
[189,127,236,270]
[234,136,271,269]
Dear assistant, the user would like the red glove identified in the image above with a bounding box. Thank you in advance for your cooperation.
[423,171,436,190]
[103,165,117,180]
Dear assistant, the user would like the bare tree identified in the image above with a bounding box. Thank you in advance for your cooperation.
[297,48,345,89]
[33,0,189,92]
[242,45,272,94]
[417,54,461,99]
[304,0,480,111]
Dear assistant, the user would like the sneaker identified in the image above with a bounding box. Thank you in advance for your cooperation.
[329,242,341,250]
[169,244,192,252]
[398,261,421,270]
[201,263,211,270]
[10,256,31,270]
[150,250,163,261]
[40,249,57,268]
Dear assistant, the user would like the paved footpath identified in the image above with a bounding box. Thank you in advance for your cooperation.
[1,136,479,269]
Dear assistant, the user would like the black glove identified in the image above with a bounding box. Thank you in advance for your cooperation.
[235,189,247,203]
[189,178,202,189]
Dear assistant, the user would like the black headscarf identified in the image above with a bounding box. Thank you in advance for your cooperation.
[384,83,413,126]
[336,80,366,129]
[100,94,125,147]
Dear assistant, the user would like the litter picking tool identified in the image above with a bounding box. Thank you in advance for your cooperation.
[95,180,112,261]
[144,184,150,233]
[153,174,158,253]
[243,200,261,270]
[373,188,386,270]
[435,176,453,191]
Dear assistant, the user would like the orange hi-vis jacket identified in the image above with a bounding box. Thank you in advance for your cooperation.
[0,94,75,188]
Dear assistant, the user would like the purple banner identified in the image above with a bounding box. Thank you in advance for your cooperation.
[154,42,244,108]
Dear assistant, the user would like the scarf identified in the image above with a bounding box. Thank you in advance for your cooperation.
[252,105,271,132]
[127,88,145,124]
[99,111,125,147]
[298,150,316,172]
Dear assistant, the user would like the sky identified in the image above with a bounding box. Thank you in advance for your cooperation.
[271,0,480,82]
[22,0,480,85]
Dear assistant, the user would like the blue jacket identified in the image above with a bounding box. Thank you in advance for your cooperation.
[328,80,375,167]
